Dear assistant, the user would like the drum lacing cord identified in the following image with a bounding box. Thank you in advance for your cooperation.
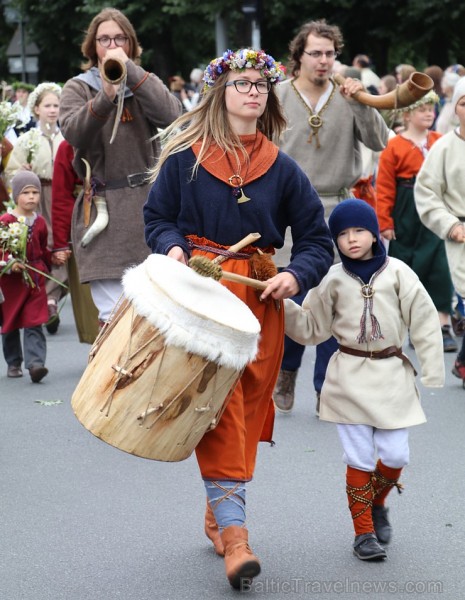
[137,359,239,429]
[101,302,164,416]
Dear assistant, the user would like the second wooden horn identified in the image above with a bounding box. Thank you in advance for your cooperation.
[333,72,434,110]
[102,57,127,85]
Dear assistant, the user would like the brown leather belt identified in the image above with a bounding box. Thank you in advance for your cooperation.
[339,344,417,374]
[94,172,147,192]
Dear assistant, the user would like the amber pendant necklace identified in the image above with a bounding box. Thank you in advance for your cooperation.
[228,174,251,203]
[226,133,257,204]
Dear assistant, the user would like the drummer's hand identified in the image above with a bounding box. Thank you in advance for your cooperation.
[260,271,299,302]
[167,246,188,265]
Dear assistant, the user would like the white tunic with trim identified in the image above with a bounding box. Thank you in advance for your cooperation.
[284,258,444,429]
[414,130,465,296]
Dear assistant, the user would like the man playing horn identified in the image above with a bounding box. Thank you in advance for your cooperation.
[59,8,181,326]
[273,19,389,415]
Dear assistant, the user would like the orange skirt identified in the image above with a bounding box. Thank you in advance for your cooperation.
[189,236,284,481]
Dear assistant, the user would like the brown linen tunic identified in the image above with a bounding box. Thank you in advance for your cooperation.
[59,61,182,282]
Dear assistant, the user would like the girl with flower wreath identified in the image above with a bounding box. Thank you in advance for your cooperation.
[376,91,456,352]
[5,82,67,335]
[1,171,68,382]
[144,48,334,589]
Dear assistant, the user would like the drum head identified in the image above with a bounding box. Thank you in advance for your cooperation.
[122,254,261,370]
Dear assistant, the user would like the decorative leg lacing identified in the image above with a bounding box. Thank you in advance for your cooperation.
[372,470,404,498]
[209,481,246,527]
[346,478,374,520]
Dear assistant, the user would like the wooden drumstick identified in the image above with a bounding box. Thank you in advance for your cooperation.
[189,255,267,290]
[212,232,261,264]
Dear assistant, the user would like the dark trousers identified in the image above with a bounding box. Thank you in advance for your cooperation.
[2,326,46,369]
[281,289,338,393]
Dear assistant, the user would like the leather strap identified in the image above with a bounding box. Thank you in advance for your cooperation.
[339,345,400,359]
[338,344,417,375]
[94,172,147,192]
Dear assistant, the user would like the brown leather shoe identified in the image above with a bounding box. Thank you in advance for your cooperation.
[29,366,49,383]
[273,369,297,413]
[46,302,60,335]
[204,501,225,556]
[7,365,23,378]
[221,526,260,590]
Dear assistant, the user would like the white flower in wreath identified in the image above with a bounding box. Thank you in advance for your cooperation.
[27,82,62,114]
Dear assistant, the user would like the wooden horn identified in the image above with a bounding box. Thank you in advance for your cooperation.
[333,71,434,110]
[102,57,127,85]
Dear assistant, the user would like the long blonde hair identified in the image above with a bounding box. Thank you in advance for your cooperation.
[150,70,287,182]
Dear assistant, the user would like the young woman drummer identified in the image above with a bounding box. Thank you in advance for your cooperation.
[144,48,334,590]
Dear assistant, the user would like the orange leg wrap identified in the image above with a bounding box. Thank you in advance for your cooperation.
[346,466,375,536]
[372,460,403,506]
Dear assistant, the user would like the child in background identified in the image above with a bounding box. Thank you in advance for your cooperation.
[376,91,456,352]
[284,199,444,561]
[414,77,465,385]
[0,171,67,382]
[5,82,66,334]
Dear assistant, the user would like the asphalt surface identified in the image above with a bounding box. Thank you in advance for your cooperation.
[1,299,464,600]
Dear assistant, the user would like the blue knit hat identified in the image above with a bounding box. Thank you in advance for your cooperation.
[328,198,380,243]
[329,199,387,343]
[328,198,386,286]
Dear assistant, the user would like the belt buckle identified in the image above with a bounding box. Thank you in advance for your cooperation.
[127,173,146,188]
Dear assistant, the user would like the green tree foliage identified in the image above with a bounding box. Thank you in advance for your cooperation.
[2,0,465,85]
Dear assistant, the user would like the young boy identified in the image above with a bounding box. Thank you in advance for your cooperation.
[284,199,444,561]
[0,171,66,382]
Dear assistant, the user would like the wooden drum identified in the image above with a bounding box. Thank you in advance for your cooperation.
[71,254,260,461]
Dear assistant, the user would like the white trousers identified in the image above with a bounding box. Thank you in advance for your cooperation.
[89,279,123,322]
[336,423,410,472]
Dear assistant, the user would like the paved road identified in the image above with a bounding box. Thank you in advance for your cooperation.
[1,300,464,599]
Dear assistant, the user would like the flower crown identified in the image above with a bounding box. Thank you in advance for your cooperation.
[27,82,62,113]
[400,90,439,113]
[203,48,286,91]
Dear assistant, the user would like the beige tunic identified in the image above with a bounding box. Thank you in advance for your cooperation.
[414,131,465,296]
[284,258,444,429]
[275,78,388,195]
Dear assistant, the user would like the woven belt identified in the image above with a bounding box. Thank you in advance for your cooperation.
[39,178,52,187]
[339,344,417,374]
[95,172,147,192]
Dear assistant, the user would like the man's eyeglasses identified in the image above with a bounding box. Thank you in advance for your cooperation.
[225,80,272,94]
[96,35,129,48]
[303,50,339,60]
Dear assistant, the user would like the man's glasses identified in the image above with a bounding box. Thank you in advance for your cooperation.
[96,35,129,48]
[303,50,339,60]
[225,80,272,94]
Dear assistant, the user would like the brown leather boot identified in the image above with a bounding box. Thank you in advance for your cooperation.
[273,369,297,413]
[204,501,225,556]
[221,526,260,590]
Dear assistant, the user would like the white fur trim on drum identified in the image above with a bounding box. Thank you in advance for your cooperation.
[122,254,261,370]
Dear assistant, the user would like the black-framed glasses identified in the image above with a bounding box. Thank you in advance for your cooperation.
[303,50,339,60]
[96,35,129,48]
[225,80,272,94]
